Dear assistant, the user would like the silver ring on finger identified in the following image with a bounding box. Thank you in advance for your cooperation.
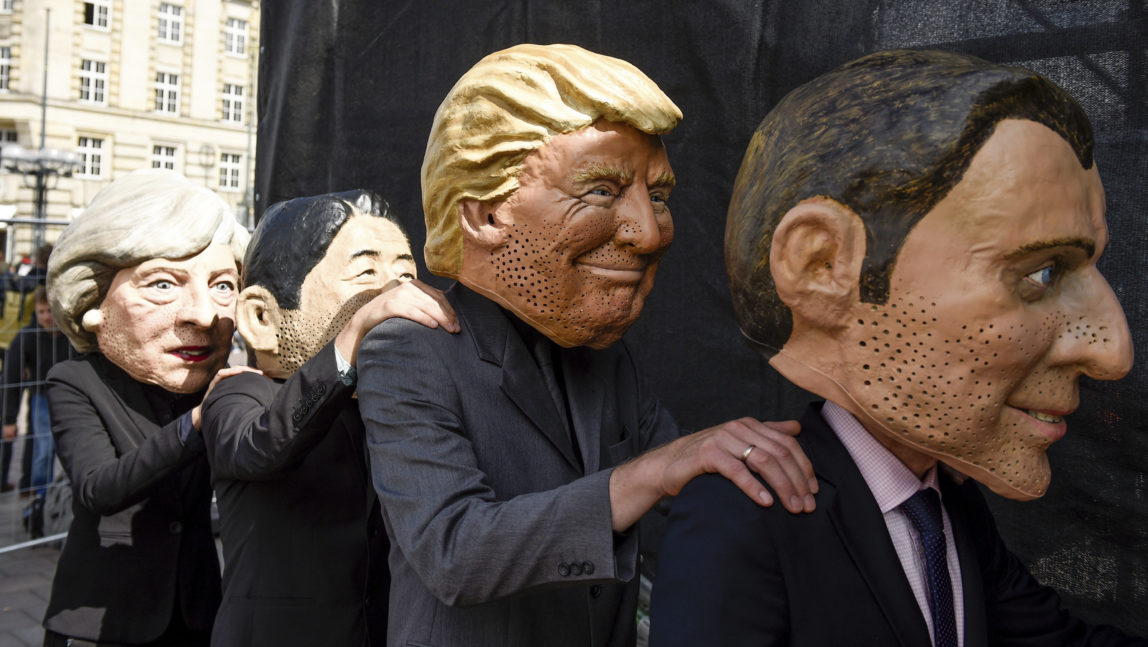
[741,444,756,462]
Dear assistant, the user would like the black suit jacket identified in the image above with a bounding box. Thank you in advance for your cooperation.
[650,402,1146,647]
[43,354,220,644]
[358,283,680,647]
[202,341,388,647]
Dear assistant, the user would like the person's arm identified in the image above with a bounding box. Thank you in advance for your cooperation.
[2,329,27,435]
[202,343,353,480]
[608,416,813,532]
[47,367,206,516]
[649,474,790,647]
[203,279,457,481]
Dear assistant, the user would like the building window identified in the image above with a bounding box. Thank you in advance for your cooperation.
[157,3,183,44]
[83,1,110,29]
[77,137,104,178]
[151,145,177,170]
[224,18,247,56]
[0,0,12,13]
[79,59,107,104]
[219,152,241,190]
[1,129,17,144]
[0,47,10,92]
[221,83,244,123]
[154,71,179,113]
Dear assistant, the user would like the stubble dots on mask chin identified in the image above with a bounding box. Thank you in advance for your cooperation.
[853,295,1068,487]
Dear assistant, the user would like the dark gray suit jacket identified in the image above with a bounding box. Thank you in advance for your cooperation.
[358,283,680,647]
[202,341,388,647]
[650,402,1147,646]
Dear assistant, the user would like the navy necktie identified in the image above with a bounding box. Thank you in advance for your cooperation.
[901,488,958,647]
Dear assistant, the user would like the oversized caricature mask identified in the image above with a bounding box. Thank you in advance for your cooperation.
[46,169,247,394]
[420,43,682,349]
[725,50,1133,500]
[237,190,415,379]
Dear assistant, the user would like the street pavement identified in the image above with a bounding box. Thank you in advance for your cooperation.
[0,434,60,647]
[0,542,57,647]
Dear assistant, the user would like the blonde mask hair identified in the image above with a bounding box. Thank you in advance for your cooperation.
[421,43,681,277]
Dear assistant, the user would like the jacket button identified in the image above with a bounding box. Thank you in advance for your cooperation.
[570,562,583,576]
[169,521,183,534]
[582,561,594,575]
[590,585,602,598]
[558,562,571,577]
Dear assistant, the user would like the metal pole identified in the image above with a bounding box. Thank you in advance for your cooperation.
[39,8,49,150]
[243,47,255,228]
[34,7,51,250]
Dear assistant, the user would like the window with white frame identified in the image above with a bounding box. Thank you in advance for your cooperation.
[154,71,179,113]
[1,129,17,144]
[77,137,105,177]
[83,1,110,29]
[221,83,244,123]
[0,0,12,13]
[219,152,241,190]
[151,144,177,170]
[0,47,10,92]
[79,59,107,104]
[157,3,183,43]
[224,18,247,56]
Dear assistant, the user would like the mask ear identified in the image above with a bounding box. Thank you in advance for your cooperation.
[769,197,865,332]
[458,198,510,250]
[236,285,281,356]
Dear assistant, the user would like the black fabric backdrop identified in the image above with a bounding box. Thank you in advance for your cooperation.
[257,0,1148,634]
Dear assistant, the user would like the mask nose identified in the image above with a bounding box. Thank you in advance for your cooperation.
[178,285,219,329]
[1055,270,1134,381]
[614,185,670,254]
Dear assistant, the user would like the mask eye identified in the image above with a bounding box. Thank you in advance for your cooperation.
[1017,263,1061,302]
[1024,265,1054,287]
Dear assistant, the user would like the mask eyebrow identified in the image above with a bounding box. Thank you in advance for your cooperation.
[396,253,415,262]
[1004,237,1095,260]
[349,249,381,260]
[572,163,632,184]
[651,171,676,189]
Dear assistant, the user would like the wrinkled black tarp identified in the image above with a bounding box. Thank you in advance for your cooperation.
[257,0,1148,634]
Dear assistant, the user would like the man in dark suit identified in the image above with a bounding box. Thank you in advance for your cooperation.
[650,50,1145,645]
[201,190,457,647]
[356,43,819,647]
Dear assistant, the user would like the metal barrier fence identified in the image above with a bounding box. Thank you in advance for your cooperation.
[0,218,72,553]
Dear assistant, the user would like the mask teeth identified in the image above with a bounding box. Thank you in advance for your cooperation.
[1028,410,1063,423]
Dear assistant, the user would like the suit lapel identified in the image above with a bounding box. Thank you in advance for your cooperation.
[453,285,582,472]
[800,404,934,647]
[942,475,988,645]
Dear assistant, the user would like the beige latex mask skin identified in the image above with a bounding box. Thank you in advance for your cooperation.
[769,119,1133,500]
[84,242,240,394]
[457,119,675,349]
[238,214,416,379]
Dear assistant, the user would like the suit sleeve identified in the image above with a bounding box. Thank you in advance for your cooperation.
[959,483,1147,646]
[201,341,354,481]
[359,319,623,607]
[46,364,203,516]
[649,473,790,647]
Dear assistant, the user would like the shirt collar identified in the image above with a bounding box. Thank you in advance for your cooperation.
[822,401,940,514]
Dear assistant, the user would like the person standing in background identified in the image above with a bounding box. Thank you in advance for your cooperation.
[1,286,77,536]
